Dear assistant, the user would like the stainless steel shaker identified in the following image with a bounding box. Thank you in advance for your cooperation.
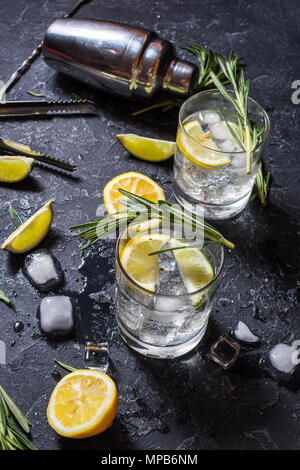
[42,18,199,99]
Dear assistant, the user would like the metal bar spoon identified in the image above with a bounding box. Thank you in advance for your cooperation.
[0,0,92,100]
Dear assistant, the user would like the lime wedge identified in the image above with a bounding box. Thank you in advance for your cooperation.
[0,156,35,183]
[2,200,53,254]
[116,134,175,162]
[169,239,214,294]
[177,120,231,168]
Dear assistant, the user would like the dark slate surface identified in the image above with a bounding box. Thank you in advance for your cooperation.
[0,0,299,451]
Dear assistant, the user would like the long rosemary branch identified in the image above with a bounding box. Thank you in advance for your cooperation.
[70,189,234,249]
[0,385,37,450]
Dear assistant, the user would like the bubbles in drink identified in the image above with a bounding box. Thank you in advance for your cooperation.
[174,109,260,219]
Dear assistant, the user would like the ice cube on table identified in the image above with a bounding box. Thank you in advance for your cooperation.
[23,249,63,291]
[200,111,221,125]
[210,334,240,369]
[269,343,299,374]
[39,296,74,337]
[84,342,109,373]
[234,321,259,343]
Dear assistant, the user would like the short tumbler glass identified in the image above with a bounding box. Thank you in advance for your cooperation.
[173,90,270,220]
[115,228,224,359]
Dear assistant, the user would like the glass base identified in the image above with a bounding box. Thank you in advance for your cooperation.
[173,181,251,220]
[116,318,207,359]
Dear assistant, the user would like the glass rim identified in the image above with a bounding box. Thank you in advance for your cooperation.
[115,228,225,299]
[178,89,271,154]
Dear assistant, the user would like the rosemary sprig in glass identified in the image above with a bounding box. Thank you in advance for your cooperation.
[70,189,235,250]
[209,54,265,174]
[0,385,37,450]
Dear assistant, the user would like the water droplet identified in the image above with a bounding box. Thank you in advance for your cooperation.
[14,321,24,333]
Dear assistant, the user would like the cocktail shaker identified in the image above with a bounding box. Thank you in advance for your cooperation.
[42,18,199,100]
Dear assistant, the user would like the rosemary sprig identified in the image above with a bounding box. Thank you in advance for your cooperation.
[0,385,37,450]
[131,98,183,116]
[132,45,244,116]
[149,241,217,256]
[0,289,15,311]
[72,92,83,101]
[8,205,22,226]
[26,90,45,97]
[209,54,265,174]
[54,359,77,372]
[250,163,270,207]
[182,44,243,92]
[70,189,234,249]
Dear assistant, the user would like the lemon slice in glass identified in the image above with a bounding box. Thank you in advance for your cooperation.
[47,369,118,439]
[0,156,35,183]
[177,120,231,168]
[120,233,170,291]
[116,134,175,162]
[1,200,53,254]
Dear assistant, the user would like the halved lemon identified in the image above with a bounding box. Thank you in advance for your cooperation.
[103,172,165,215]
[1,200,53,254]
[116,134,175,162]
[47,369,118,439]
[177,120,231,168]
[120,233,170,291]
[0,156,35,183]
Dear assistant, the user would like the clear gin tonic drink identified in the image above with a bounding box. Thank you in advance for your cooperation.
[173,90,270,219]
[115,226,224,359]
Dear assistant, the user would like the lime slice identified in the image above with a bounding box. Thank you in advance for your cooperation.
[120,233,170,291]
[2,200,53,254]
[169,239,214,294]
[0,156,35,183]
[116,134,175,162]
[177,120,231,168]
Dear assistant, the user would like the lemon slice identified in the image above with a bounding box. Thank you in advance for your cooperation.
[0,156,35,183]
[103,171,165,215]
[168,239,214,294]
[116,134,175,162]
[177,120,231,168]
[120,233,170,291]
[1,200,53,254]
[47,369,118,439]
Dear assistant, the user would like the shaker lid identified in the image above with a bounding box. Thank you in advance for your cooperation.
[163,59,198,96]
